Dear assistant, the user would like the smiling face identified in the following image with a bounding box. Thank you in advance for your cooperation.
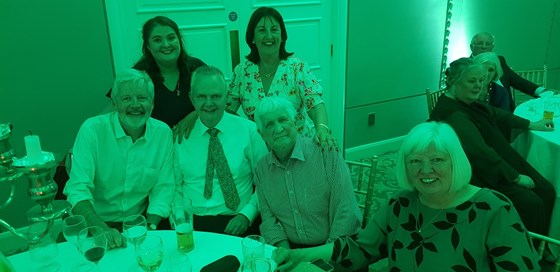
[452,66,486,104]
[113,81,154,131]
[482,62,497,84]
[253,16,282,57]
[146,25,181,65]
[190,75,227,128]
[470,33,494,56]
[406,145,453,198]
[258,109,297,155]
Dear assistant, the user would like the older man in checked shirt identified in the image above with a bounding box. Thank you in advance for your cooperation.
[253,96,362,249]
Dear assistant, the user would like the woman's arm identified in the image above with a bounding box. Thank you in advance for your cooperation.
[308,103,337,149]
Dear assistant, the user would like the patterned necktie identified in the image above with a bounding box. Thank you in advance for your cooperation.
[204,128,240,210]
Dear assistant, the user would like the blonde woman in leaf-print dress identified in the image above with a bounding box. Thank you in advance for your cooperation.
[226,7,336,148]
[272,122,540,272]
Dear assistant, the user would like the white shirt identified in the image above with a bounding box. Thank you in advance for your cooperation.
[174,113,267,223]
[64,112,174,222]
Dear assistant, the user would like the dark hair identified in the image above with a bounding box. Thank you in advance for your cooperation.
[133,16,192,86]
[444,58,481,89]
[245,7,293,63]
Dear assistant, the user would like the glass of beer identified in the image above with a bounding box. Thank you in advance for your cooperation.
[173,198,195,253]
[544,98,556,120]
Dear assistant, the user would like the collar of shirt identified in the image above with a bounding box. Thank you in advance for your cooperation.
[266,135,307,169]
[191,112,236,137]
[111,112,153,141]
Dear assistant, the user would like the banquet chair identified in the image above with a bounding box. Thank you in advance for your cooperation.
[53,149,72,200]
[528,231,560,272]
[513,65,547,106]
[346,156,378,228]
[426,88,446,114]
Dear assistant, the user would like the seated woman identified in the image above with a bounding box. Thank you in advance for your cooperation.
[430,57,555,235]
[473,52,512,111]
[273,122,540,271]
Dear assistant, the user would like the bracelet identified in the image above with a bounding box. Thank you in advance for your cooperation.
[317,123,330,131]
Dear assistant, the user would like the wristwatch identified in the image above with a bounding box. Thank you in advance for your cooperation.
[148,223,157,230]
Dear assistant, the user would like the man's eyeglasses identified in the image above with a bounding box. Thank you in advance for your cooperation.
[473,42,494,47]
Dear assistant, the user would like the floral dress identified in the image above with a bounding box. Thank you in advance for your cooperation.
[331,188,540,271]
[227,57,324,138]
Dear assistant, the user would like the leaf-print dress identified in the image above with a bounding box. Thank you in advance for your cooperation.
[331,188,540,271]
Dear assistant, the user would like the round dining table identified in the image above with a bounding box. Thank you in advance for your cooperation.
[513,96,560,241]
[7,230,275,271]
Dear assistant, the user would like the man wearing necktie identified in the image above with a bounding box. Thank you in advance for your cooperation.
[174,65,267,236]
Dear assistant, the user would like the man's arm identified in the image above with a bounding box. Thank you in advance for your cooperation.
[326,150,362,238]
[255,169,289,246]
[72,200,125,249]
[146,130,175,227]
[499,56,539,97]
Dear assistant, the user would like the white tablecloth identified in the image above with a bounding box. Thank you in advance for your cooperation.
[7,230,274,271]
[513,98,560,239]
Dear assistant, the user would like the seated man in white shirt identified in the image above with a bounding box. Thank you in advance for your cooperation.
[174,65,267,236]
[64,69,174,248]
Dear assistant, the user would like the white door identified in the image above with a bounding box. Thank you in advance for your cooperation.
[104,0,339,138]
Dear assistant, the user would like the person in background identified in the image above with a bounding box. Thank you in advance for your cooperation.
[470,32,557,110]
[473,52,511,111]
[253,96,361,251]
[174,66,267,236]
[105,16,205,132]
[273,122,540,272]
[430,57,555,235]
[65,69,174,249]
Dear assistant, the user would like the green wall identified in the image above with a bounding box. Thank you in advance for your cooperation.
[0,0,114,228]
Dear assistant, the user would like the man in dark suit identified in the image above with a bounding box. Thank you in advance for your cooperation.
[470,32,555,110]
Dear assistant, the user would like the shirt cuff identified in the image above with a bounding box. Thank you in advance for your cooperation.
[239,205,258,225]
[147,202,171,218]
[535,87,546,96]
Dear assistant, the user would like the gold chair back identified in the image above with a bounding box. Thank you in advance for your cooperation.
[426,88,446,114]
[528,231,560,271]
[346,156,378,228]
[513,65,547,106]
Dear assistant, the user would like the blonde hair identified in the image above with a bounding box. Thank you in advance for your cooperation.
[396,122,472,191]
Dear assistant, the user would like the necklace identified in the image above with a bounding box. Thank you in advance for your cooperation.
[415,196,449,233]
[259,62,279,79]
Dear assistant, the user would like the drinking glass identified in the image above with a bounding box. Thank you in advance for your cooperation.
[78,226,108,268]
[544,98,555,120]
[173,198,194,253]
[136,235,164,272]
[167,252,193,272]
[251,258,273,272]
[123,214,148,246]
[27,222,61,271]
[63,215,87,247]
[241,235,265,271]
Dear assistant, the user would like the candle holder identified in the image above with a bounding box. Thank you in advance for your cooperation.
[0,123,71,240]
[0,124,23,208]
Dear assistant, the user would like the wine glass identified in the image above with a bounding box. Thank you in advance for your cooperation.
[63,215,87,247]
[136,235,164,272]
[123,214,148,246]
[78,226,108,269]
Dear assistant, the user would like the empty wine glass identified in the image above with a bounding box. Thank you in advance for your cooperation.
[136,235,164,272]
[167,252,192,272]
[78,226,108,269]
[63,215,87,247]
[123,214,148,246]
[27,222,61,271]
